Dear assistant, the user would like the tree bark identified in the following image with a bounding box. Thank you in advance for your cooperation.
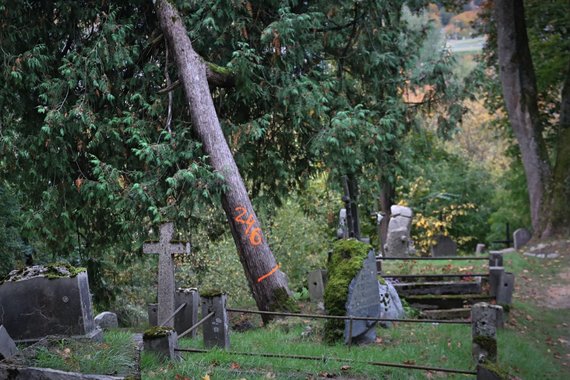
[543,60,570,237]
[379,179,394,253]
[493,0,552,237]
[154,0,292,316]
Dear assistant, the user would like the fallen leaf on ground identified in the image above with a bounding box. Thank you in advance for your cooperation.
[230,362,241,369]
[340,365,351,371]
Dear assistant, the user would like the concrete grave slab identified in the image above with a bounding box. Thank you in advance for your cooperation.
[143,327,179,361]
[174,288,199,338]
[202,293,230,349]
[308,270,327,303]
[496,272,514,305]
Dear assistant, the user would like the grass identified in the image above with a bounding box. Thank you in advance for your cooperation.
[28,244,569,379]
[31,330,136,376]
[142,320,474,379]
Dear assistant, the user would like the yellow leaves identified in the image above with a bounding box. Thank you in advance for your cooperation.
[411,201,477,256]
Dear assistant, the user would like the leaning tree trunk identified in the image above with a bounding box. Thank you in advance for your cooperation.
[494,0,552,237]
[154,0,292,316]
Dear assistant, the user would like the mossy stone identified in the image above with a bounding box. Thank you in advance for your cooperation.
[143,326,175,340]
[200,288,224,298]
[474,335,497,361]
[479,361,509,379]
[323,239,371,343]
[45,262,86,279]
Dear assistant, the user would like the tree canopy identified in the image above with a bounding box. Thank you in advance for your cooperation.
[1,0,475,303]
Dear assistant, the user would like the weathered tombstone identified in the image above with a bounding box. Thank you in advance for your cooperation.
[475,243,486,255]
[94,312,118,330]
[488,252,504,267]
[344,250,381,344]
[202,292,230,349]
[336,209,348,239]
[174,288,200,338]
[471,302,498,363]
[307,270,327,303]
[0,325,18,360]
[383,205,414,258]
[488,266,505,298]
[143,326,179,361]
[513,228,532,250]
[143,222,191,328]
[377,279,405,328]
[431,235,457,257]
[496,272,514,305]
[0,265,101,342]
[492,304,505,329]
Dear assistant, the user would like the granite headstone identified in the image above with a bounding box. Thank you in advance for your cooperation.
[378,279,405,328]
[431,235,457,257]
[344,250,381,344]
[383,205,414,258]
[0,265,100,342]
[513,228,531,250]
[0,325,18,360]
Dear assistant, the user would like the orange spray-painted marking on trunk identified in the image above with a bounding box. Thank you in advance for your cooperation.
[257,264,280,283]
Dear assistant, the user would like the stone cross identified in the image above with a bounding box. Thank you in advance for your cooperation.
[143,222,190,328]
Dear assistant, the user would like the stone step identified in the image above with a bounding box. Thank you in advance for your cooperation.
[421,308,471,320]
[393,278,482,297]
[404,294,493,310]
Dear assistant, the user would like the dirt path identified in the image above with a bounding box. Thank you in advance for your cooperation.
[515,239,570,371]
[545,268,570,309]
[523,240,570,309]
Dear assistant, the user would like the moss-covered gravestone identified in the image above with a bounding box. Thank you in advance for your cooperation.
[143,326,179,361]
[324,239,380,344]
[0,264,101,342]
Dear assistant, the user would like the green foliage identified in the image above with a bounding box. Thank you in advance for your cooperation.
[0,185,24,277]
[397,131,493,253]
[268,198,331,289]
[0,1,223,305]
[0,0,476,309]
[486,161,531,245]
